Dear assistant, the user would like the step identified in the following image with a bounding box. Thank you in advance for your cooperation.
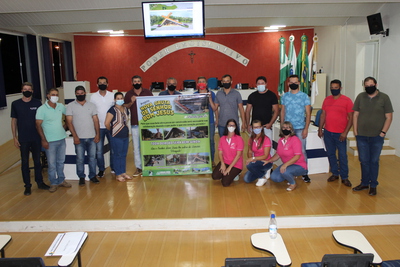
[349,145,396,157]
[347,137,390,147]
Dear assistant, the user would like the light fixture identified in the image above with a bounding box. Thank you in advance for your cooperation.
[264,25,286,30]
[110,30,124,34]
[97,30,113,33]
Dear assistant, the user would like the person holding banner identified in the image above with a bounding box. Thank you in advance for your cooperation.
[106,92,131,182]
[262,121,307,191]
[212,119,244,187]
[243,120,273,186]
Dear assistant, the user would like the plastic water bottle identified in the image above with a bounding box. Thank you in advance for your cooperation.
[269,214,277,239]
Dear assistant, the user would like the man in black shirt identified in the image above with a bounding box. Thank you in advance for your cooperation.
[11,82,50,195]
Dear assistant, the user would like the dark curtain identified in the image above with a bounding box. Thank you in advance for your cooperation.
[26,34,41,99]
[41,37,53,93]
[0,46,5,108]
[63,41,74,81]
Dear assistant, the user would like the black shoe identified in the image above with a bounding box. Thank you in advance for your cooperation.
[369,187,377,196]
[38,183,50,190]
[352,184,369,191]
[90,177,100,184]
[79,178,85,186]
[302,175,311,183]
[97,170,104,178]
[342,179,352,187]
[24,188,31,196]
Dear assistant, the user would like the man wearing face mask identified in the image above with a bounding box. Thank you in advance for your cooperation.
[215,74,246,136]
[280,74,311,182]
[66,86,100,186]
[245,76,279,142]
[124,75,153,176]
[90,76,115,178]
[11,82,50,195]
[159,77,182,95]
[36,88,70,193]
[318,79,353,187]
[352,77,393,196]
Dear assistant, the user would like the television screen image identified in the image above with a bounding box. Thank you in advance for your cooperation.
[142,0,205,39]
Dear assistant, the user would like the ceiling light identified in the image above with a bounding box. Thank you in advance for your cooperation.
[97,30,113,33]
[110,30,124,34]
[271,25,286,28]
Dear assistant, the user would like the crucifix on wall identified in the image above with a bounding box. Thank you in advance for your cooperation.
[188,50,196,63]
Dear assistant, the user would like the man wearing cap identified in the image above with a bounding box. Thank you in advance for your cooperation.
[66,85,100,186]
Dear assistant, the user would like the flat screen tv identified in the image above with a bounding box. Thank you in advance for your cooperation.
[142,0,205,39]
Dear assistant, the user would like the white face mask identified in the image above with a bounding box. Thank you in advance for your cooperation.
[257,85,266,92]
[227,126,236,133]
[49,96,59,103]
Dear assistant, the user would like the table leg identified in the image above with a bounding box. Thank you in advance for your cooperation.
[1,248,4,258]
[77,251,82,267]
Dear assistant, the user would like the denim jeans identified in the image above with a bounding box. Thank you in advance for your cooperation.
[20,140,44,188]
[112,137,129,176]
[45,139,66,185]
[294,128,308,174]
[356,135,384,188]
[244,161,273,183]
[270,164,307,185]
[75,138,97,179]
[209,122,215,162]
[131,125,142,169]
[323,129,348,179]
[96,128,113,171]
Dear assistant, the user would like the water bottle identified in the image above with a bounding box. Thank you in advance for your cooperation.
[269,214,277,239]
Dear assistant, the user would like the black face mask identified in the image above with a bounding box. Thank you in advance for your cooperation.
[168,85,176,91]
[282,129,291,136]
[331,89,340,96]
[22,91,33,98]
[222,83,231,89]
[365,85,377,95]
[98,84,107,90]
[76,95,86,102]
[289,83,299,90]
[133,83,142,89]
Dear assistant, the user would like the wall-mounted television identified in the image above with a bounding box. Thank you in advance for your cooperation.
[142,0,205,39]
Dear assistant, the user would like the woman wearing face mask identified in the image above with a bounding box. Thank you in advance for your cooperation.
[243,120,273,186]
[262,121,307,191]
[105,92,132,182]
[212,119,244,186]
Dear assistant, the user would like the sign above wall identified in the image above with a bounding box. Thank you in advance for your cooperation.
[140,40,250,72]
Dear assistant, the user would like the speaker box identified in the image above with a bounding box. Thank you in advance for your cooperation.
[367,13,384,35]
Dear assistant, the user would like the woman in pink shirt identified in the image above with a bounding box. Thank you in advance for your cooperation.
[244,120,272,186]
[263,121,307,191]
[212,119,244,186]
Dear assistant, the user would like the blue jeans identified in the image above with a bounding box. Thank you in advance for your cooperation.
[270,164,307,185]
[356,135,384,188]
[244,161,272,183]
[131,125,142,169]
[20,140,44,188]
[294,128,308,175]
[45,139,66,185]
[209,122,215,162]
[96,128,113,171]
[75,138,96,179]
[323,129,349,179]
[111,137,129,176]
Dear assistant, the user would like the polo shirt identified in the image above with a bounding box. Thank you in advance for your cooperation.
[353,91,393,137]
[218,134,244,170]
[281,91,311,130]
[194,90,216,124]
[322,94,353,133]
[159,90,182,95]
[10,98,42,142]
[66,100,97,139]
[215,89,242,127]
[276,136,307,169]
[247,90,278,125]
[248,136,271,159]
[124,88,153,125]
[90,90,114,129]
[36,101,66,142]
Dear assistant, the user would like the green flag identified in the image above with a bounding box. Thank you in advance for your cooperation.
[297,35,309,94]
[278,37,288,95]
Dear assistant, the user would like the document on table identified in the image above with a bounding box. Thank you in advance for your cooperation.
[45,232,87,256]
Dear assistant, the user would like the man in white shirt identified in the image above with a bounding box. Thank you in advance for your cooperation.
[90,76,115,177]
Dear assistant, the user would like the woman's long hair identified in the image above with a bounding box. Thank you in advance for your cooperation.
[223,119,241,136]
[250,119,265,150]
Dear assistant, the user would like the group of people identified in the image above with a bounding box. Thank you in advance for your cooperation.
[11,73,392,196]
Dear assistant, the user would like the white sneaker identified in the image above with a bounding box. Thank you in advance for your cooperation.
[264,169,271,179]
[256,178,268,187]
[233,175,240,181]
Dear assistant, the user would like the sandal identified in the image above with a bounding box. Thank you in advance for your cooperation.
[116,175,126,182]
[123,173,133,180]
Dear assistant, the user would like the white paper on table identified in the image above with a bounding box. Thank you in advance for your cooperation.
[45,232,86,256]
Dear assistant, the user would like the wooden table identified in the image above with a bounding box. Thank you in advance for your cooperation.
[332,230,382,265]
[251,232,291,266]
[0,235,11,258]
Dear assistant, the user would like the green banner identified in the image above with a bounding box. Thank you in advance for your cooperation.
[137,94,212,176]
